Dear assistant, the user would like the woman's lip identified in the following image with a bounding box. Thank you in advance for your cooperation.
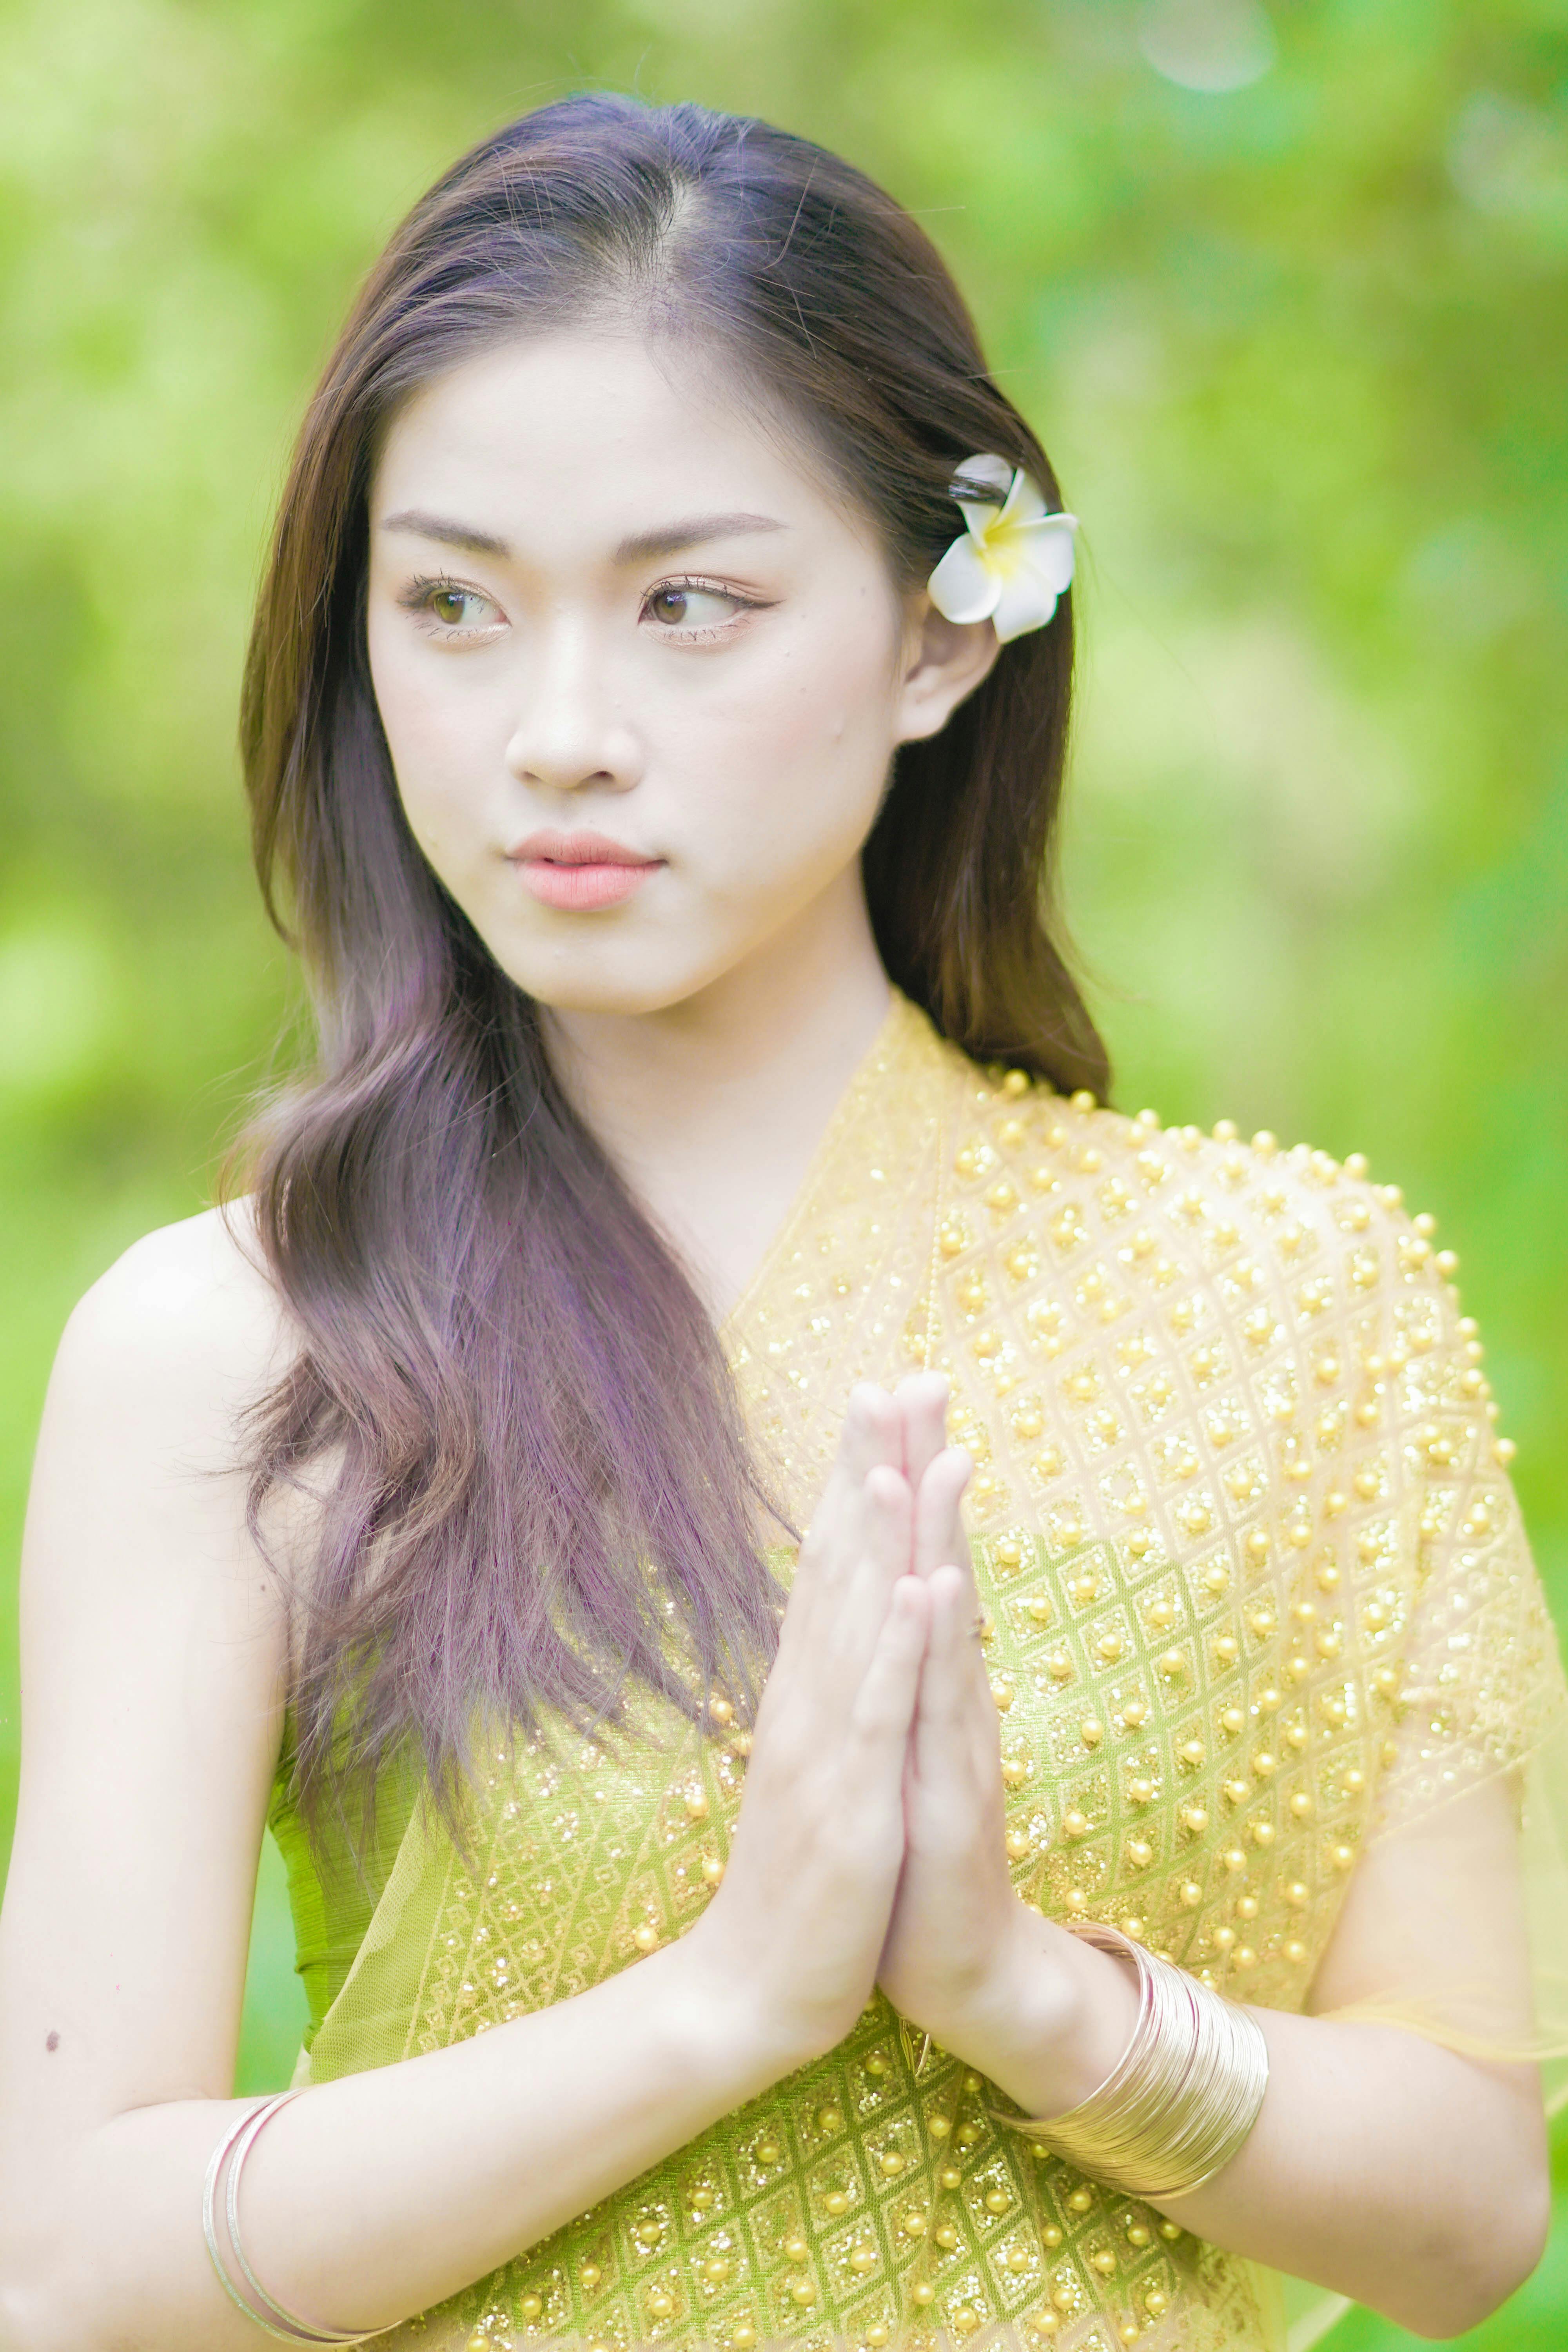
[515,858,659,911]
[507,830,658,866]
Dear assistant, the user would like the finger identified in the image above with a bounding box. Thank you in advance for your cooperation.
[797,1461,915,1697]
[912,1445,972,1580]
[849,1574,931,1763]
[796,1385,905,1604]
[891,1372,952,1487]
[915,1563,1001,1805]
[836,1383,906,1484]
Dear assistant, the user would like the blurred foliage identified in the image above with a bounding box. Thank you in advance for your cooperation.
[2,2,1565,2343]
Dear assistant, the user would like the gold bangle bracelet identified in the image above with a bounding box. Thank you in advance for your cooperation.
[999,1921,1270,2199]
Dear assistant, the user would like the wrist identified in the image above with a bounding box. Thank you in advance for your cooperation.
[656,1915,826,2099]
[932,1900,1141,2117]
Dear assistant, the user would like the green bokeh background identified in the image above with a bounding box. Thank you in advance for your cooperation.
[2,2,1565,2344]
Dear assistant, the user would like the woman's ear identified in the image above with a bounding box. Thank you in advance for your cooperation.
[893,597,1001,744]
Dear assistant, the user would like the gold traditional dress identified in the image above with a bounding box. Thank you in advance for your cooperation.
[269,989,1568,2352]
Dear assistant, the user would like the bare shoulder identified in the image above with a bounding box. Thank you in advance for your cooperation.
[53,1196,299,1463]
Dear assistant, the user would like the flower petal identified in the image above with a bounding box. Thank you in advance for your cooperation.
[991,563,1065,642]
[960,497,1005,544]
[1011,512,1079,593]
[998,466,1048,528]
[952,452,1014,502]
[928,533,1003,624]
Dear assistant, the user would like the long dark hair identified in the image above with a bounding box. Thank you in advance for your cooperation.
[228,95,1109,1856]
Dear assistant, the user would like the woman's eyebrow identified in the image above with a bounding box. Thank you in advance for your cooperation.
[376,509,786,564]
[613,512,786,564]
[380,510,511,557]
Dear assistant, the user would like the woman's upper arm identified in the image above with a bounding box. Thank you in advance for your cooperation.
[0,1205,296,2234]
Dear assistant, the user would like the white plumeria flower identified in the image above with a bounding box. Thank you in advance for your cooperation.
[926,452,1078,643]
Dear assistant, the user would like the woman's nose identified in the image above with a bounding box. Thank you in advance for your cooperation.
[501,621,642,795]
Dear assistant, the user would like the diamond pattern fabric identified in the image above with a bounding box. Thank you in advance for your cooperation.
[285,990,1566,2352]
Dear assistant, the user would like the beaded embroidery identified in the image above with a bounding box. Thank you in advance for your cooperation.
[299,992,1564,2352]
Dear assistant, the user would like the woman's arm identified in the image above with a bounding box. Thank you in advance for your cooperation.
[878,1523,1550,2343]
[0,1218,931,2350]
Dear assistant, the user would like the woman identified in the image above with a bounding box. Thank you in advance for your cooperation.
[0,93,1563,2352]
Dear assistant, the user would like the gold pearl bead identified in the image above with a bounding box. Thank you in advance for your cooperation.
[633,1924,660,1952]
[755,2138,782,2164]
[879,2150,905,2176]
[849,2246,877,2274]
[867,2326,891,2347]
[647,2289,675,2318]
[912,2282,936,2307]
[636,2219,662,2246]
[789,2279,817,2306]
[1067,2186,1094,2214]
[731,2326,757,2349]
[468,2333,493,2352]
[1127,2223,1151,2247]
[704,2256,731,2281]
[824,2190,849,2215]
[1091,2248,1117,2275]
[783,2233,809,2262]
[579,2263,602,2289]
[934,2222,960,2250]
[940,2165,963,2189]
[701,1857,725,1887]
[1040,2224,1063,2248]
[519,2294,544,2323]
[984,2189,1010,2214]
[1121,1697,1148,1727]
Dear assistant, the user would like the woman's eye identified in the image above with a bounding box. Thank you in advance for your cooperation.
[645,584,745,631]
[399,577,501,636]
[426,586,492,629]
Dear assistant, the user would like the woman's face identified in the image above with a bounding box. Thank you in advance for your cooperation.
[365,331,992,1016]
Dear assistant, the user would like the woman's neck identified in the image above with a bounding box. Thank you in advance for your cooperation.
[543,873,893,1327]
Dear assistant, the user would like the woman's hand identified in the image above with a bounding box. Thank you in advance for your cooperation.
[876,1379,1140,2110]
[871,1400,1033,2055]
[679,1383,932,2069]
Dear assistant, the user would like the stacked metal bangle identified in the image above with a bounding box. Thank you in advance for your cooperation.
[203,2091,379,2344]
[1004,1921,1270,2199]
